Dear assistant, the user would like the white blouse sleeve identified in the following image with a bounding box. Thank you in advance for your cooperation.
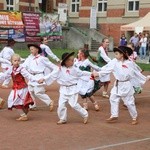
[98,59,116,77]
[20,67,37,82]
[0,57,11,65]
[99,47,111,63]
[45,45,60,62]
[87,59,101,71]
[0,68,12,83]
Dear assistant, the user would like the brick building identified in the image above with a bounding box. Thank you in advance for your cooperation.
[65,0,150,45]
[0,0,39,11]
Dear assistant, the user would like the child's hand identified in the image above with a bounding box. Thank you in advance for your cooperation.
[92,71,99,78]
[38,78,45,84]
[146,75,150,81]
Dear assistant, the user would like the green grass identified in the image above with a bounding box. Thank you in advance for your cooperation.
[136,63,150,71]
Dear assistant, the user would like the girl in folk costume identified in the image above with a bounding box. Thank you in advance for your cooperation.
[127,43,138,62]
[0,54,36,121]
[127,43,143,94]
[0,57,12,108]
[92,46,147,125]
[22,44,59,111]
[97,38,111,98]
[38,52,90,124]
[40,36,60,62]
[0,38,15,88]
[74,48,101,111]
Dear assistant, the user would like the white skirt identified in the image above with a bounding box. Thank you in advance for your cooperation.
[78,79,94,95]
[8,87,29,108]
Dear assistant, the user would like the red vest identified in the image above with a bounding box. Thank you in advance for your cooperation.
[11,72,27,89]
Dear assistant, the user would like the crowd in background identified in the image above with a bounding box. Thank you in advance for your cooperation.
[119,32,150,62]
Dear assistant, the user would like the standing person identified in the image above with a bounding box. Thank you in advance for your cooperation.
[0,57,12,108]
[119,34,127,46]
[0,38,15,88]
[0,54,36,121]
[129,33,140,55]
[39,52,90,124]
[97,37,111,98]
[40,36,60,62]
[74,48,101,111]
[92,46,147,125]
[22,44,59,111]
[139,33,147,60]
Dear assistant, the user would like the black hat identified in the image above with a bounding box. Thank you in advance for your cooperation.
[27,44,42,54]
[113,46,133,59]
[61,52,75,66]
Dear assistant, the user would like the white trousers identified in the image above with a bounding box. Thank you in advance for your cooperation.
[57,93,88,121]
[2,68,11,86]
[28,85,52,108]
[110,94,137,119]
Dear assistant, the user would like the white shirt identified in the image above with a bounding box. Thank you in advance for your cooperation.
[44,66,91,95]
[0,46,14,68]
[22,54,59,86]
[140,37,147,47]
[99,58,146,96]
[40,44,60,62]
[98,46,111,63]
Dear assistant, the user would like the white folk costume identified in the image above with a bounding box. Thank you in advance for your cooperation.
[22,54,59,108]
[98,58,146,120]
[0,46,14,86]
[74,58,101,97]
[97,46,111,82]
[40,43,60,62]
[44,65,90,123]
[0,66,35,109]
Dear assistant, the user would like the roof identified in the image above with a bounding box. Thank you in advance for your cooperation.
[120,12,150,31]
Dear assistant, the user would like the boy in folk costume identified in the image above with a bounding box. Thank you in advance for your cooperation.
[97,38,111,98]
[0,57,12,108]
[39,52,90,124]
[92,46,147,125]
[0,54,36,121]
[22,44,59,111]
[74,48,101,111]
[0,38,15,88]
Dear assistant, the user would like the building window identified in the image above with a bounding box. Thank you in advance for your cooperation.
[6,0,15,10]
[128,0,139,11]
[97,0,107,12]
[71,0,80,12]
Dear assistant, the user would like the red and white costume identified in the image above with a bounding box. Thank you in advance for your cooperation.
[0,66,35,109]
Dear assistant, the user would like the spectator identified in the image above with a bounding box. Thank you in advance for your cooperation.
[139,33,147,60]
[119,34,127,46]
[129,33,140,54]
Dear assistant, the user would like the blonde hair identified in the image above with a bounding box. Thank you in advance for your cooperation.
[11,54,21,63]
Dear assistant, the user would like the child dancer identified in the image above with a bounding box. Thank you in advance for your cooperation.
[40,36,60,62]
[127,42,138,62]
[127,43,143,94]
[0,57,12,108]
[22,44,59,111]
[0,54,35,121]
[74,48,101,111]
[0,38,15,88]
[39,52,90,124]
[92,46,147,125]
[97,38,111,98]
